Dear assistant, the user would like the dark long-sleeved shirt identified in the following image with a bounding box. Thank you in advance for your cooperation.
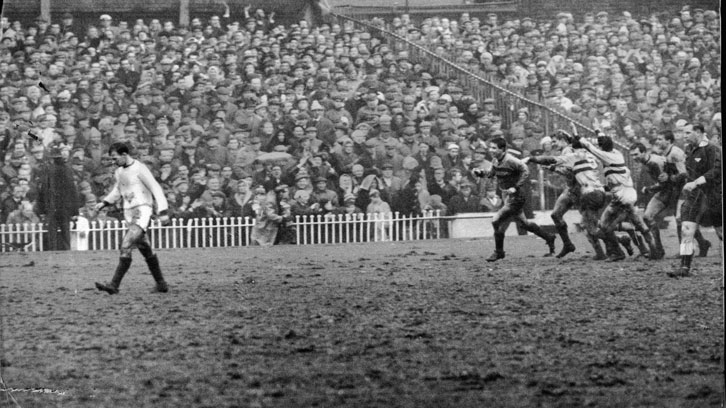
[685,139,721,188]
[491,153,529,190]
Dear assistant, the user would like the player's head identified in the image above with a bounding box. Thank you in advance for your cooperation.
[629,142,648,162]
[692,123,705,134]
[596,132,614,152]
[552,129,573,149]
[552,129,573,144]
[108,142,131,166]
[683,123,699,144]
[659,130,675,144]
[655,130,674,151]
[488,137,507,159]
[108,142,130,156]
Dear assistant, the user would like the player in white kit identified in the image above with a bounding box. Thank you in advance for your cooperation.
[95,142,170,294]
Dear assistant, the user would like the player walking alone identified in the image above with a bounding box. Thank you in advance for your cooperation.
[95,142,170,294]
[473,137,556,262]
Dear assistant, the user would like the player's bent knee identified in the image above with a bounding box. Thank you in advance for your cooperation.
[681,221,697,237]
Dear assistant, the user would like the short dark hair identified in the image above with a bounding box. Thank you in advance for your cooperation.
[596,134,614,152]
[489,137,507,150]
[693,124,705,133]
[630,142,647,153]
[552,130,573,143]
[660,130,675,143]
[108,142,130,155]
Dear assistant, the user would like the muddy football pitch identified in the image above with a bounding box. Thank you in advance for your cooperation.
[1,231,723,407]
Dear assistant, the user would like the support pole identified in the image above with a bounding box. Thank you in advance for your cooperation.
[179,0,190,27]
[40,0,51,23]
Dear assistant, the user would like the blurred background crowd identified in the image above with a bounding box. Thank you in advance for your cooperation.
[0,4,721,247]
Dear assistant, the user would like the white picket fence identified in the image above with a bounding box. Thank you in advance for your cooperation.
[0,211,446,252]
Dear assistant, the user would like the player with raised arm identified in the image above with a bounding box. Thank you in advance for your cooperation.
[95,142,170,294]
[473,137,556,262]
[573,130,658,261]
[525,128,607,259]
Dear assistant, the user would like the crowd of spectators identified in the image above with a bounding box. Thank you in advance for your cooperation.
[0,4,721,245]
[394,7,721,147]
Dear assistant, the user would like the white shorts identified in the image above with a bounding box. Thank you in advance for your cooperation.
[124,205,153,230]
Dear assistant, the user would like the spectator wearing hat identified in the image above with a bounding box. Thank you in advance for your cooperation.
[201,190,229,218]
[235,135,264,175]
[426,159,450,199]
[411,139,439,176]
[116,58,141,92]
[290,188,322,221]
[349,135,374,171]
[1,184,27,223]
[261,164,286,193]
[376,138,405,177]
[289,169,314,200]
[197,132,231,168]
[306,152,336,185]
[418,121,440,151]
[36,146,82,250]
[334,192,364,217]
[368,114,396,154]
[355,92,381,124]
[60,12,77,35]
[448,179,480,215]
[69,154,92,186]
[325,92,354,130]
[311,175,339,209]
[431,110,454,139]
[441,142,466,172]
[309,100,336,148]
[35,113,60,147]
[168,177,193,219]
[397,125,420,157]
[332,136,359,174]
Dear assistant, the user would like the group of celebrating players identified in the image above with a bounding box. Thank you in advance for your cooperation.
[473,122,721,278]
